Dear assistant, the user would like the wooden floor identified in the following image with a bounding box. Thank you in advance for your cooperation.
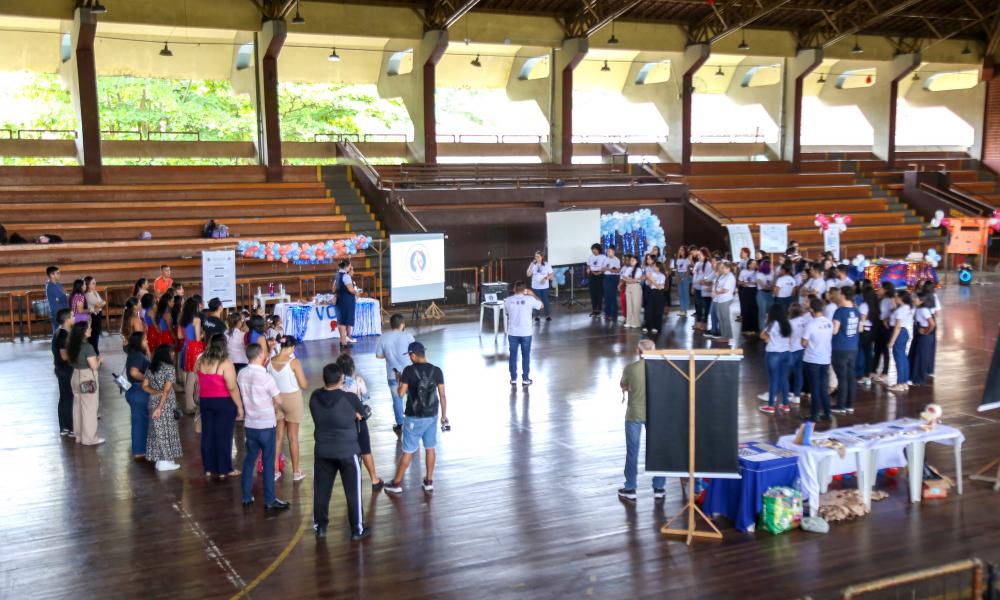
[1,281,999,600]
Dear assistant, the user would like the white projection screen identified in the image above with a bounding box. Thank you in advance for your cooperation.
[546,210,601,265]
[390,233,446,304]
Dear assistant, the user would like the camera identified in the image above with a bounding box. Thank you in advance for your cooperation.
[441,419,451,432]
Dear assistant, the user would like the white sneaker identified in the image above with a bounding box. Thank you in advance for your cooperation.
[757,392,770,401]
[789,395,801,405]
[156,460,180,472]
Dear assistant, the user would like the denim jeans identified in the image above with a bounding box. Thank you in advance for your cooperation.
[508,335,533,381]
[125,384,150,456]
[766,351,791,406]
[388,375,404,426]
[708,300,719,335]
[678,275,691,312]
[805,361,830,418]
[242,426,276,505]
[533,287,550,317]
[788,349,804,396]
[756,290,773,332]
[603,275,620,319]
[624,420,667,491]
[892,328,911,384]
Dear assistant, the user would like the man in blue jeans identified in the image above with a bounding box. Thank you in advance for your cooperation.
[375,313,415,437]
[385,342,448,494]
[45,266,68,332]
[236,343,289,510]
[504,281,543,386]
[618,339,666,501]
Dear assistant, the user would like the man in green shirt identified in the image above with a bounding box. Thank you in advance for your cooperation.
[618,339,666,501]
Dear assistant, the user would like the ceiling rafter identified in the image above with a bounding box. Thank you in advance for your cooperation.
[888,4,1000,55]
[561,0,644,39]
[796,0,925,49]
[420,0,484,30]
[247,0,293,21]
[686,0,796,45]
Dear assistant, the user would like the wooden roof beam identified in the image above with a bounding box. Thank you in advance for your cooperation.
[796,0,925,50]
[561,0,643,39]
[686,0,796,45]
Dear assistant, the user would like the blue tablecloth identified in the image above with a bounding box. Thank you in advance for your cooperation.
[273,298,382,341]
[702,441,800,532]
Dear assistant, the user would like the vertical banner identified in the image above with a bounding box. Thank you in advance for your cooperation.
[202,250,237,308]
[725,224,755,260]
[823,227,841,260]
[758,224,788,253]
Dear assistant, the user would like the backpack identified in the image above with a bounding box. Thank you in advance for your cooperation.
[411,365,439,415]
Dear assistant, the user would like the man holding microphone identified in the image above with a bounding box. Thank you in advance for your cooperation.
[527,251,554,322]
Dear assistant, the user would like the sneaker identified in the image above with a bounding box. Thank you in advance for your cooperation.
[422,478,434,492]
[66,431,76,438]
[781,405,791,414]
[314,524,327,538]
[91,438,106,446]
[858,377,871,386]
[758,406,775,415]
[618,487,637,501]
[351,528,372,542]
[156,460,180,472]
[384,481,403,494]
[293,471,307,482]
[275,472,282,482]
[522,379,533,386]
[546,316,551,321]
[846,408,855,414]
[757,392,770,401]
[642,328,648,333]
[888,384,909,393]
[831,408,847,415]
[59,429,69,437]
[789,395,801,405]
[372,480,384,493]
[510,379,517,386]
[653,488,666,500]
[704,333,717,339]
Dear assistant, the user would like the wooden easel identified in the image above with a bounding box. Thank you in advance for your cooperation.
[423,301,445,320]
[648,348,743,545]
[970,459,1000,491]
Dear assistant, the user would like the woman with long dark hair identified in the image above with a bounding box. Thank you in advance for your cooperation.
[83,276,105,354]
[758,304,792,414]
[179,296,204,415]
[334,260,359,348]
[196,333,243,479]
[132,278,149,300]
[124,331,150,459]
[70,278,89,324]
[674,246,691,317]
[67,320,103,445]
[143,344,182,471]
[336,353,383,491]
[643,261,667,334]
[857,285,879,385]
[886,290,914,393]
[269,336,309,482]
[737,259,760,335]
[120,297,142,350]
[909,291,936,385]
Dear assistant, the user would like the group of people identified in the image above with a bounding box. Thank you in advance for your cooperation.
[586,243,676,334]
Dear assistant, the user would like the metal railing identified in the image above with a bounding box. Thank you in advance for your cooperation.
[572,134,668,144]
[940,184,996,217]
[691,129,764,144]
[16,129,77,140]
[341,139,427,234]
[687,192,734,224]
[842,558,983,599]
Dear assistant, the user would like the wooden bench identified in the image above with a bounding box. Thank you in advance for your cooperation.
[728,212,906,228]
[9,215,348,242]
[688,161,792,175]
[695,185,872,203]
[711,198,888,217]
[685,172,856,189]
[0,197,336,221]
[0,182,328,203]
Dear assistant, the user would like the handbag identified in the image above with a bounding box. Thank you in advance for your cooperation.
[172,408,182,420]
[78,369,97,394]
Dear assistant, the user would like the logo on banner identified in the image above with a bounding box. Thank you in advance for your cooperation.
[408,245,429,280]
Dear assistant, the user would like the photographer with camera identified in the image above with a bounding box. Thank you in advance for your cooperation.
[384,342,448,495]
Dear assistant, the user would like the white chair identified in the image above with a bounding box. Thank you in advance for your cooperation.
[479,302,506,340]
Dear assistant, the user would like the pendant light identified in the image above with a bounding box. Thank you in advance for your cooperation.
[607,20,619,45]
[159,42,173,57]
[738,31,749,51]
[601,60,611,72]
[817,73,826,83]
[470,54,482,68]
[291,0,305,24]
[851,36,863,55]
[715,65,724,77]
[328,47,341,62]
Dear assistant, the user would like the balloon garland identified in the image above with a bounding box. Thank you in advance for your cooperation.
[236,234,371,265]
[814,213,851,233]
[600,209,667,257]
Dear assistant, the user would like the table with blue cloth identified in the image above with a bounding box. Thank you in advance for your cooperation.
[273,298,382,341]
[702,441,801,533]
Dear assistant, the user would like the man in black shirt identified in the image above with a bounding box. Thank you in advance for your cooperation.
[202,297,226,340]
[384,342,448,495]
[309,362,370,541]
[51,308,74,437]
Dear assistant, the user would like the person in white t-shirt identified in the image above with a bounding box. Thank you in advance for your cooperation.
[800,266,827,307]
[801,298,834,421]
[758,303,793,414]
[602,247,622,321]
[504,282,544,386]
[711,262,737,341]
[823,286,841,321]
[643,261,667,333]
[908,291,937,385]
[755,261,774,333]
[674,246,692,316]
[872,282,896,381]
[774,264,797,309]
[586,244,607,317]
[621,255,643,328]
[788,303,810,403]
[886,290,914,392]
[737,259,760,335]
[526,251,554,322]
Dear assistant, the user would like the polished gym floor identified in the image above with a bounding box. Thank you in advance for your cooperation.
[1,281,998,599]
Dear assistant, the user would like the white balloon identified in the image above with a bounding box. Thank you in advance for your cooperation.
[934,210,944,219]
[840,223,848,232]
[930,218,941,228]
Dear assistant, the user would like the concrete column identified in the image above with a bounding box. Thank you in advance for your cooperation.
[377,30,448,164]
[679,44,710,174]
[621,53,675,163]
[63,8,102,184]
[780,48,823,170]
[885,53,921,168]
[551,37,587,165]
[255,20,287,182]
[506,51,553,161]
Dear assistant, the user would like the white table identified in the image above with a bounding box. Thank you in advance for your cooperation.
[479,302,506,340]
[778,420,964,516]
[254,293,291,310]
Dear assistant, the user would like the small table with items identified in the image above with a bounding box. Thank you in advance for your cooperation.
[702,441,801,532]
[478,302,507,340]
[273,297,382,341]
[777,419,964,516]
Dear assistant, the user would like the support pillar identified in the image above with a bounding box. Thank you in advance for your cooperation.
[551,38,587,165]
[377,30,448,164]
[66,8,101,184]
[980,58,1000,172]
[886,53,921,169]
[678,44,710,174]
[781,48,823,171]
[256,20,287,182]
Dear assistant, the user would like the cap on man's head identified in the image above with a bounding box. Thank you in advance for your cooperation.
[208,297,222,311]
[406,341,425,355]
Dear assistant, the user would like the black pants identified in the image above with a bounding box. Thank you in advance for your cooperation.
[738,287,759,333]
[858,330,874,377]
[313,455,363,535]
[55,367,74,432]
[588,274,604,313]
[88,313,103,355]
[872,322,891,375]
[832,350,857,409]
[694,293,708,323]
[644,289,665,332]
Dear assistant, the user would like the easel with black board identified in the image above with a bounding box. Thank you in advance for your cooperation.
[644,348,743,545]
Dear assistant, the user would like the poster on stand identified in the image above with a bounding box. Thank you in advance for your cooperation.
[725,224,755,260]
[201,250,237,308]
[823,228,841,261]
[759,224,788,253]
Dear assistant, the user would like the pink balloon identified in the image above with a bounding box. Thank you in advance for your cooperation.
[940,218,950,228]
[843,215,852,225]
[280,256,289,263]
